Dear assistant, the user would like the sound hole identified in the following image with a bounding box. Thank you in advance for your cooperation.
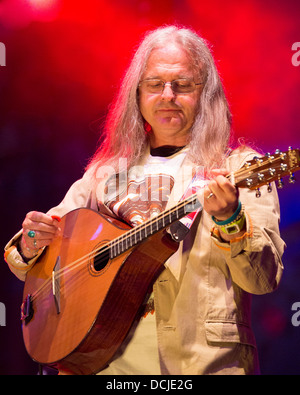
[93,248,110,272]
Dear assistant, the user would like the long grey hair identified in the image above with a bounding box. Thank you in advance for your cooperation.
[87,25,232,174]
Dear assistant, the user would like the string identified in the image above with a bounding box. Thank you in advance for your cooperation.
[30,193,198,302]
[30,155,284,303]
[228,155,284,184]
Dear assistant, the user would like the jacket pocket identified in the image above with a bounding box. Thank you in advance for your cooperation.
[205,320,257,347]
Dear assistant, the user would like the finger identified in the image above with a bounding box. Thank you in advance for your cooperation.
[26,211,58,226]
[207,179,224,200]
[204,186,215,201]
[210,170,238,199]
[205,179,238,214]
[206,191,215,200]
[23,229,60,241]
[210,168,229,177]
[213,175,237,196]
[29,237,54,250]
[23,212,60,234]
[24,220,60,235]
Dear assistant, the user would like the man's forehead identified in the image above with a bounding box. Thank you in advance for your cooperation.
[144,44,194,76]
[148,43,189,61]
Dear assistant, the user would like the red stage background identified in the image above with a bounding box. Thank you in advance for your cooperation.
[0,0,299,375]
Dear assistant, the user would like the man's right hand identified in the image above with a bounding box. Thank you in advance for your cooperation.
[20,211,61,259]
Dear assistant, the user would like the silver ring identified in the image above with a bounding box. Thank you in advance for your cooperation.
[206,192,214,200]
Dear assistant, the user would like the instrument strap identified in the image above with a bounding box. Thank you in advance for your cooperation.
[169,170,207,242]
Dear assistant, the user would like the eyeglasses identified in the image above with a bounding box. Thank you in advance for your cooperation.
[138,78,203,94]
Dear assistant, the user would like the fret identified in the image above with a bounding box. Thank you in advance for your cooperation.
[139,227,144,242]
[155,218,159,232]
[106,148,300,260]
[120,237,125,255]
[109,193,200,259]
[146,223,152,237]
[156,216,165,230]
[110,242,115,259]
[123,239,126,253]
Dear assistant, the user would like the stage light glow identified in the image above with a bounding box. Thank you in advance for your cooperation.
[27,0,61,22]
[27,0,58,10]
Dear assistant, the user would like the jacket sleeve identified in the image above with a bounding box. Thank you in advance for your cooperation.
[211,150,286,295]
[4,168,97,282]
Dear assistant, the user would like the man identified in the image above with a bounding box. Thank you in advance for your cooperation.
[4,25,285,375]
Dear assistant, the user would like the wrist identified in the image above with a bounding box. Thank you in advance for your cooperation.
[212,201,246,235]
[212,200,242,225]
[18,235,39,261]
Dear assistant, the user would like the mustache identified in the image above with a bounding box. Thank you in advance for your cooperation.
[155,104,181,111]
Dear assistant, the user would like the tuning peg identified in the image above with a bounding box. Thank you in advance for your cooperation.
[253,156,263,164]
[277,178,284,189]
[246,178,253,187]
[289,172,296,184]
[258,173,265,181]
[280,152,287,160]
[267,183,272,193]
[275,149,282,154]
[255,188,261,198]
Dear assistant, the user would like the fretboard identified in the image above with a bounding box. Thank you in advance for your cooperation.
[108,147,300,259]
[109,193,201,259]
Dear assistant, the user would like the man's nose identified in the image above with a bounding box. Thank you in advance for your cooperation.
[161,82,175,101]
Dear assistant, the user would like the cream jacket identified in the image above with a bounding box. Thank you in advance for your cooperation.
[4,148,285,375]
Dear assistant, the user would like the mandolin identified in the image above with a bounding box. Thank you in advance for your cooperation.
[21,148,300,375]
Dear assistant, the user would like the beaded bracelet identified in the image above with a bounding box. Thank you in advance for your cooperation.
[212,201,246,235]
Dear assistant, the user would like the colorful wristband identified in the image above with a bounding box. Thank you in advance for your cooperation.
[212,200,242,226]
[219,214,246,235]
[212,201,246,235]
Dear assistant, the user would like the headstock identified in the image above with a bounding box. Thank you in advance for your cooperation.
[233,147,300,197]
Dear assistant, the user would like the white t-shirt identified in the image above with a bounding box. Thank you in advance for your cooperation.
[98,146,188,375]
